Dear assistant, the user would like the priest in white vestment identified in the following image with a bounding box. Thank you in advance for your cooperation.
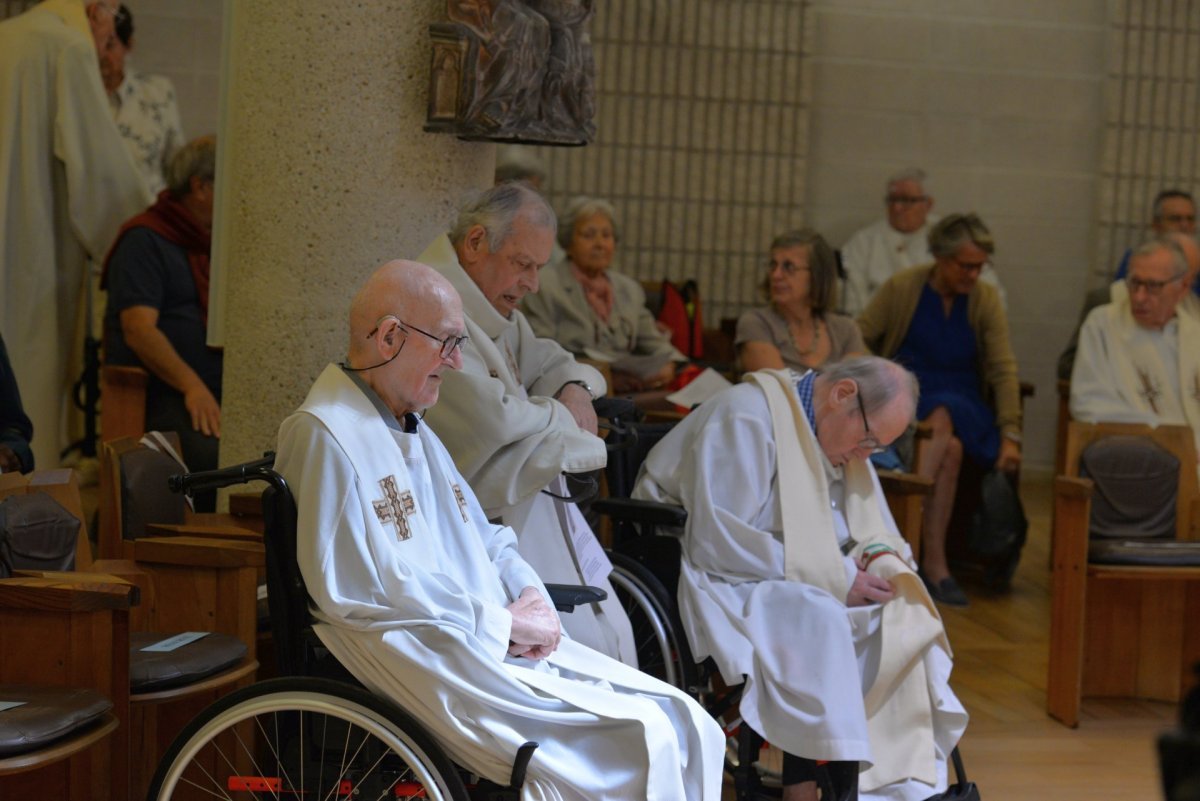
[275,260,723,801]
[0,0,152,468]
[841,168,1002,316]
[634,356,968,801]
[1072,238,1200,455]
[419,182,636,665]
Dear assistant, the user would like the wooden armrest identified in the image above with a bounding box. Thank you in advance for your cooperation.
[1054,475,1093,499]
[132,536,265,568]
[1056,378,1070,399]
[877,470,934,495]
[0,575,137,611]
[146,522,263,542]
[912,421,933,440]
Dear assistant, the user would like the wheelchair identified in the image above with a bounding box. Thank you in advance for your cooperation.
[147,457,550,801]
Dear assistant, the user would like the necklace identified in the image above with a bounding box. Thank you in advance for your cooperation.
[787,313,821,357]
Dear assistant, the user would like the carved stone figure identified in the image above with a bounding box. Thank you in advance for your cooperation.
[426,0,596,145]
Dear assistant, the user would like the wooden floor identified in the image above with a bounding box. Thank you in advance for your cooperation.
[934,471,1177,800]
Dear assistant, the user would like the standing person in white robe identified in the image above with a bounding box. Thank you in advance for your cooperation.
[1072,238,1200,456]
[420,182,636,665]
[634,356,968,801]
[275,259,724,801]
[840,168,1003,316]
[0,0,151,468]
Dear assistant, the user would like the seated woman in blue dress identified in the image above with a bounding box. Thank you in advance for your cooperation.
[857,213,1022,607]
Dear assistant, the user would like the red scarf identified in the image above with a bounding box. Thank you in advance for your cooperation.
[101,190,212,323]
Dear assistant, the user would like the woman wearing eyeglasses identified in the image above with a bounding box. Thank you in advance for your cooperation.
[737,229,865,374]
[857,213,1022,607]
[522,196,685,394]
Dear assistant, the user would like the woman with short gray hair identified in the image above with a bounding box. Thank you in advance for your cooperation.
[522,196,684,393]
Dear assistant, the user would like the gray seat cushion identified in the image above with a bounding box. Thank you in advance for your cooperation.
[1089,539,1200,566]
[0,493,79,578]
[130,632,247,693]
[0,685,111,757]
[1080,435,1178,540]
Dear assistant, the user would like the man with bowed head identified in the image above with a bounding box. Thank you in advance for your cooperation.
[274,259,723,801]
[635,356,968,801]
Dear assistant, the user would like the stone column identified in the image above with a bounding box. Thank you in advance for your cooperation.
[215,0,492,465]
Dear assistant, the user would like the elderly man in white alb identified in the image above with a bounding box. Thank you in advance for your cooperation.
[419,182,636,665]
[634,356,968,801]
[275,260,723,801]
[1072,237,1200,449]
[840,168,1003,316]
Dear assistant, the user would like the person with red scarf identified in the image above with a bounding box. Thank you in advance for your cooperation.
[102,135,219,504]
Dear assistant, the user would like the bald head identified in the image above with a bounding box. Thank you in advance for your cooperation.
[347,260,466,417]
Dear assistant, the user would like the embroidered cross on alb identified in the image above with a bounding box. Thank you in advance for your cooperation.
[1136,368,1162,414]
[373,475,416,541]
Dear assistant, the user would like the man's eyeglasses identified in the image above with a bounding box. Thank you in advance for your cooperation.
[1126,273,1185,296]
[1158,213,1196,226]
[367,316,468,359]
[854,385,887,454]
[885,194,928,206]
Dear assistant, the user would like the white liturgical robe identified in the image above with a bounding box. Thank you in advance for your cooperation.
[840,217,1004,316]
[275,365,723,801]
[0,0,151,468]
[1071,295,1200,457]
[419,234,636,665]
[634,376,967,801]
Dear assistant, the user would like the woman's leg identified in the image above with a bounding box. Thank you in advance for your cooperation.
[917,407,963,584]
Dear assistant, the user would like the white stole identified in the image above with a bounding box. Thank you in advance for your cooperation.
[746,369,948,790]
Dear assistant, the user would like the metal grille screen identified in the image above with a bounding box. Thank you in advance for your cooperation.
[532,0,813,324]
[1097,0,1200,280]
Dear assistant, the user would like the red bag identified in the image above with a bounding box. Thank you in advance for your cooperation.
[656,279,704,359]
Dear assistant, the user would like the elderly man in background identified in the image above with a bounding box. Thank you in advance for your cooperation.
[1112,189,1198,284]
[1072,237,1200,448]
[840,168,1003,316]
[1059,232,1200,380]
[635,356,967,801]
[102,136,220,502]
[276,259,723,801]
[419,182,636,665]
[0,0,151,469]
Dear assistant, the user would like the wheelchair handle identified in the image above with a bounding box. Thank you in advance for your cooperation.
[168,453,280,495]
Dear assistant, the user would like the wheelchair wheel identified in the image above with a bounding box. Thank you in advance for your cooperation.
[147,676,469,801]
[608,551,697,693]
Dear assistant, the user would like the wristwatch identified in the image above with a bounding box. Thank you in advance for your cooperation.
[558,380,596,400]
[1003,431,1022,445]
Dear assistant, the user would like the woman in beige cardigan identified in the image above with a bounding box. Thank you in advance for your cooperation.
[857,213,1021,607]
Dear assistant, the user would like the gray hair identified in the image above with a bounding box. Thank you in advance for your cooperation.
[886,167,928,193]
[448,182,556,251]
[1134,237,1188,276]
[927,212,995,258]
[822,355,919,418]
[494,145,547,185]
[166,135,216,199]
[557,196,619,251]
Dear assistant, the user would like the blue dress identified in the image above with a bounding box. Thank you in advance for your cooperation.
[894,284,999,466]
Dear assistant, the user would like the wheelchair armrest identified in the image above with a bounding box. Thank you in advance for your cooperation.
[592,497,688,528]
[544,583,607,613]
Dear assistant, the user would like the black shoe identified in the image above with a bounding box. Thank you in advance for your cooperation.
[920,572,969,607]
